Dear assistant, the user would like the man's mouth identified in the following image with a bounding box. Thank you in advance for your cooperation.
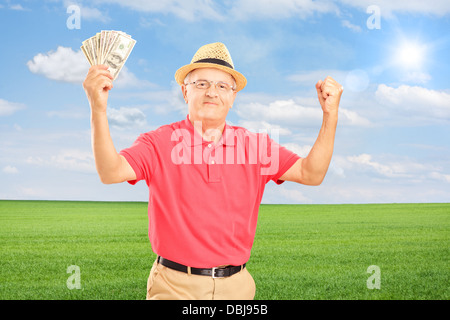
[203,101,218,106]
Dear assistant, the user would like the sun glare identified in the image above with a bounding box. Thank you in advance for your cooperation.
[395,41,426,69]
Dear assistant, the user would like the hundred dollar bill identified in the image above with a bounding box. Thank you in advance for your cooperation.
[103,33,136,80]
[81,30,136,80]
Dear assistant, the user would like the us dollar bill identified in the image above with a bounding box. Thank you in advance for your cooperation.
[81,30,136,80]
[103,33,136,79]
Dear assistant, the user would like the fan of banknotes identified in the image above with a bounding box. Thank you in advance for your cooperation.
[81,30,136,80]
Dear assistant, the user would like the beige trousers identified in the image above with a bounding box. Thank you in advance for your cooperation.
[146,259,256,300]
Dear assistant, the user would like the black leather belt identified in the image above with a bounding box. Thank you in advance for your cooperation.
[157,256,246,278]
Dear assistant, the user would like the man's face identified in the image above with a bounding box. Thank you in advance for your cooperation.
[182,68,237,125]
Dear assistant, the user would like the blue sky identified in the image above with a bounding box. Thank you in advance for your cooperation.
[1,0,449,204]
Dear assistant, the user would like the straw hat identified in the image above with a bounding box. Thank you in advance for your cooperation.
[174,42,247,92]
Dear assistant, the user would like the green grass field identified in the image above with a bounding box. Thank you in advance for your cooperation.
[0,200,448,300]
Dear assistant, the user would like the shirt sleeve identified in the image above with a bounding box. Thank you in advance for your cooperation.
[259,133,301,185]
[119,132,157,185]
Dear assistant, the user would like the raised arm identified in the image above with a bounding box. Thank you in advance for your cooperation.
[279,76,343,186]
[83,65,136,184]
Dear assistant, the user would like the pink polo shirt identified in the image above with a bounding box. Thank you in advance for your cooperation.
[119,115,300,268]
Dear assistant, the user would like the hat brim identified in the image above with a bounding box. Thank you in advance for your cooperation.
[175,62,247,92]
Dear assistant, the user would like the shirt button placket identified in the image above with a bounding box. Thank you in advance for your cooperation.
[206,143,220,183]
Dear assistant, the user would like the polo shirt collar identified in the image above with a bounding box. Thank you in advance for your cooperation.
[183,115,235,147]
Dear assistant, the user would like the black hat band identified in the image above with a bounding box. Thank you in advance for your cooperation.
[194,58,233,70]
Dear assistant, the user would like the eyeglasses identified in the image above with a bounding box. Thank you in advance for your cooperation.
[185,80,235,92]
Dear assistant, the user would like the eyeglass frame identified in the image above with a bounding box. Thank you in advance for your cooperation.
[184,79,236,93]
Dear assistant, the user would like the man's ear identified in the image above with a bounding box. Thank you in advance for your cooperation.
[229,90,237,109]
[181,84,188,104]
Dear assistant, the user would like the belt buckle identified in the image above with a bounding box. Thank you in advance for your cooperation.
[211,267,218,278]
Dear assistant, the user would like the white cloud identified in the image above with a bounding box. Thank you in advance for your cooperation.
[429,172,450,183]
[229,0,339,20]
[139,17,166,28]
[400,71,432,84]
[0,99,25,116]
[262,184,313,204]
[27,46,89,84]
[375,84,450,124]
[339,108,372,126]
[344,153,445,182]
[16,187,50,198]
[338,0,450,17]
[74,0,450,23]
[282,142,312,157]
[64,1,110,22]
[321,153,450,204]
[237,120,292,136]
[107,107,147,129]
[263,151,450,204]
[80,5,110,22]
[10,4,27,10]
[228,0,448,21]
[236,99,320,126]
[26,149,96,174]
[114,66,155,89]
[27,46,152,88]
[95,0,223,21]
[277,185,312,203]
[347,153,403,178]
[341,20,362,32]
[2,165,19,174]
[235,98,371,127]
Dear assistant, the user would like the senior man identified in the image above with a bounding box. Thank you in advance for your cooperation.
[83,42,343,300]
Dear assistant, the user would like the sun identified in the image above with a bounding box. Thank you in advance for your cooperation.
[395,41,426,69]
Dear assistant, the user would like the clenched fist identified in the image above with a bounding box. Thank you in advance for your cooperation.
[315,76,343,115]
[82,65,114,113]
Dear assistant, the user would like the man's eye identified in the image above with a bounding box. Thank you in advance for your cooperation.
[197,82,208,88]
[217,83,229,90]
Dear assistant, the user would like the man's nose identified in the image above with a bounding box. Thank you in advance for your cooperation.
[206,83,219,97]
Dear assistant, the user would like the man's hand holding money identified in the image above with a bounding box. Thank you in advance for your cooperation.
[83,65,113,113]
[81,30,135,113]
